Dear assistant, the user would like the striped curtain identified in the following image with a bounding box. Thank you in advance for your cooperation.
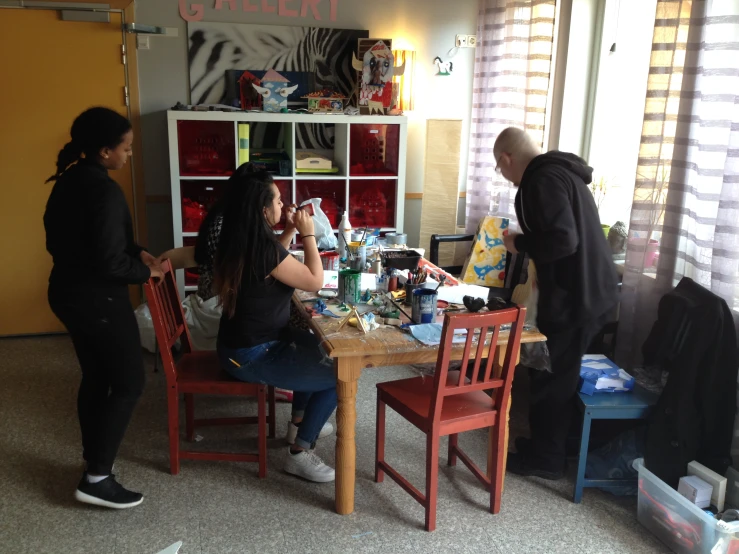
[465,0,557,231]
[616,0,739,369]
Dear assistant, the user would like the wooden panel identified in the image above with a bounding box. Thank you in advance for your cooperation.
[418,120,462,266]
[0,9,132,335]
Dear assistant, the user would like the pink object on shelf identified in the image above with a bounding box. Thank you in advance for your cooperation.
[645,239,659,268]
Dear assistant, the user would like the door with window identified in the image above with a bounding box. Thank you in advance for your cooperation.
[0,8,136,335]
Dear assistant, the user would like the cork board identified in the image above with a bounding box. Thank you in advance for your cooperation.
[419,119,462,267]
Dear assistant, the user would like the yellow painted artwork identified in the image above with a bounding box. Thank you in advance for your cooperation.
[461,216,509,287]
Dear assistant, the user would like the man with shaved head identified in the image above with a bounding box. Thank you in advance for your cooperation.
[495,127,618,479]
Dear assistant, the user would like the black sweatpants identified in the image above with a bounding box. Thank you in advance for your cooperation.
[49,286,145,476]
[527,310,613,472]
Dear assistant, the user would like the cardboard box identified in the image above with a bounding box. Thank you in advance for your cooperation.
[296,151,332,170]
[688,460,727,511]
[678,475,713,509]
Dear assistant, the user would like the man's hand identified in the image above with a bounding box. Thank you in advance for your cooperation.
[503,233,520,254]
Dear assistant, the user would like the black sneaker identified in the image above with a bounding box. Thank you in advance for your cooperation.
[74,474,144,509]
[506,452,565,481]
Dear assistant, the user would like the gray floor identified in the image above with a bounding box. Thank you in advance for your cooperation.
[0,335,669,554]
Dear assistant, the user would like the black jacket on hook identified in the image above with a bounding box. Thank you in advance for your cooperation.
[643,277,738,487]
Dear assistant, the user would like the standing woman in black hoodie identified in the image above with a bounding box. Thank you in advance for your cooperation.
[44,107,162,509]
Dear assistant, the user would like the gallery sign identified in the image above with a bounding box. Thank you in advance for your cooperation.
[179,0,339,22]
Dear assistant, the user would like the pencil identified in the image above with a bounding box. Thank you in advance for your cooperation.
[229,358,241,368]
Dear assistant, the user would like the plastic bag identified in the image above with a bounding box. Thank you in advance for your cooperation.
[134,303,157,353]
[182,294,222,351]
[511,260,551,371]
[520,341,551,371]
[300,198,338,251]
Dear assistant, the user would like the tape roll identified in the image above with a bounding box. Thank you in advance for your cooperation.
[385,232,407,246]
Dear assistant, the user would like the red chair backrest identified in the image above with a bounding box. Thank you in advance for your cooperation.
[143,259,195,386]
[429,306,526,421]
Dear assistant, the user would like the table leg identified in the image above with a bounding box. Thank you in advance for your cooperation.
[574,409,592,504]
[335,356,362,515]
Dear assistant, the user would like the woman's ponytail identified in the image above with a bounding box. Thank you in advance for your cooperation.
[46,107,132,183]
[46,141,82,183]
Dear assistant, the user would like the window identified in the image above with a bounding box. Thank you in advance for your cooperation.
[586,0,658,230]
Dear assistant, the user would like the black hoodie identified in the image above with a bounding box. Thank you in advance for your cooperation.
[513,151,618,329]
[44,159,151,294]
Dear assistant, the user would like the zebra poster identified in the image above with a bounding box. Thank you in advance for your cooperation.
[188,22,368,149]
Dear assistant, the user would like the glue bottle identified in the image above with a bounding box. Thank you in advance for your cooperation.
[338,211,352,259]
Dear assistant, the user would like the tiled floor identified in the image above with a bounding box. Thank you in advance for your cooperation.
[0,335,669,554]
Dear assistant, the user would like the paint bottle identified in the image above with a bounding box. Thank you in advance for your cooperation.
[338,211,352,259]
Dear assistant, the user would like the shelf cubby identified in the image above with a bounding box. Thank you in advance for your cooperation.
[168,111,407,298]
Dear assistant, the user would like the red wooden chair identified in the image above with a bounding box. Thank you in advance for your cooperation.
[375,306,525,531]
[144,259,276,478]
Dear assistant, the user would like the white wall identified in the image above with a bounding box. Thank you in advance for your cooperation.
[133,0,479,254]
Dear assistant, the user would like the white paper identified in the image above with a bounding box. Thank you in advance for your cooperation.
[582,354,607,360]
[583,361,613,370]
[436,283,489,305]
[595,380,628,390]
[409,324,469,346]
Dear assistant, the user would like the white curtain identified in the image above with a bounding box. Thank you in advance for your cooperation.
[465,0,557,231]
[617,0,739,369]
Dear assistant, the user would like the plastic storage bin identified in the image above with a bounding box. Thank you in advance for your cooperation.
[634,458,719,554]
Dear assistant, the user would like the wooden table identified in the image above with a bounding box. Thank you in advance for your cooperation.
[292,292,547,515]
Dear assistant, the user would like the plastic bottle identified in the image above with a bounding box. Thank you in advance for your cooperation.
[338,211,352,259]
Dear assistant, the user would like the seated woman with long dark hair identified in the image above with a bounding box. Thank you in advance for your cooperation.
[214,168,337,483]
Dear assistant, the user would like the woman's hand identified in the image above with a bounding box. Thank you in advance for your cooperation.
[294,209,315,238]
[284,204,298,231]
[149,267,164,282]
[140,250,158,267]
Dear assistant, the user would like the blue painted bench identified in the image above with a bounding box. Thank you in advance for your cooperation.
[574,384,659,503]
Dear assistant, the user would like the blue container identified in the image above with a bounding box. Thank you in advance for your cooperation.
[412,289,439,324]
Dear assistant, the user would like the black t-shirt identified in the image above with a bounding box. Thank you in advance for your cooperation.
[218,243,293,348]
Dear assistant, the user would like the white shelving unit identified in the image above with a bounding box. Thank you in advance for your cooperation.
[167,110,408,297]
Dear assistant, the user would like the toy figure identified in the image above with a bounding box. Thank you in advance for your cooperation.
[352,40,406,115]
[251,69,299,113]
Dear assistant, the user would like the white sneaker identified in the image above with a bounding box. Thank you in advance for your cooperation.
[285,421,334,445]
[284,448,335,483]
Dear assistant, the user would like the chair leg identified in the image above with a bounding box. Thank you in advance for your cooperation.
[258,387,267,479]
[448,433,458,467]
[375,394,386,483]
[153,341,159,373]
[425,432,440,532]
[167,388,180,475]
[489,422,506,514]
[185,394,195,442]
[268,386,276,439]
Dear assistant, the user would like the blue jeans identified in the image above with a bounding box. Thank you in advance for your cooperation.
[218,328,337,450]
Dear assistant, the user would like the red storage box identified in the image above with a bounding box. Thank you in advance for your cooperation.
[350,124,400,176]
[178,120,235,176]
[349,180,396,229]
